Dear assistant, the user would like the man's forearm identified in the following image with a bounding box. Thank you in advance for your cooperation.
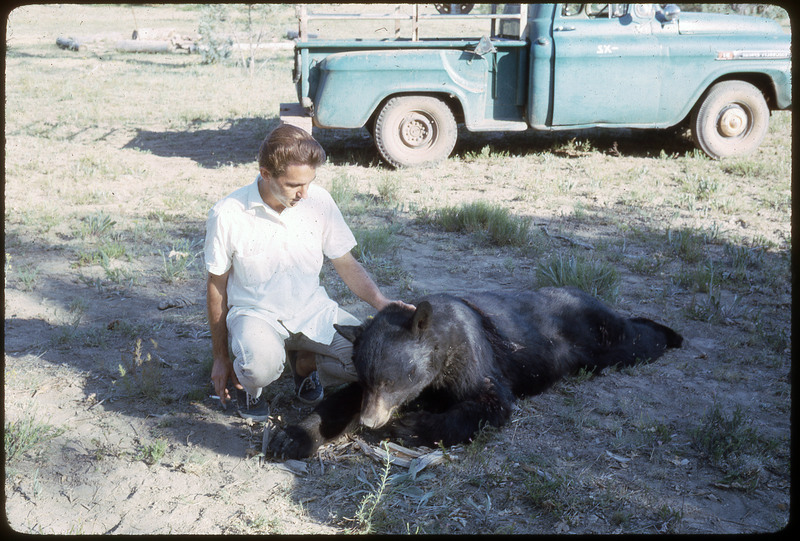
[332,253,390,311]
[207,270,240,404]
[207,272,231,360]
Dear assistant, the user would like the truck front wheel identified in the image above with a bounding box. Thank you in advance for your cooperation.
[691,81,769,159]
[373,96,457,168]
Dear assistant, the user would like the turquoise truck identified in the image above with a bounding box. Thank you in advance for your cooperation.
[280,4,791,167]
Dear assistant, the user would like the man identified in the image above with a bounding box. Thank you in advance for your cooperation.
[205,124,409,420]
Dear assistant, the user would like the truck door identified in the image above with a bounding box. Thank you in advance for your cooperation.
[550,4,663,126]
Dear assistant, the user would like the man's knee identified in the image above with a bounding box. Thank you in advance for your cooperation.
[233,345,284,391]
[229,317,286,392]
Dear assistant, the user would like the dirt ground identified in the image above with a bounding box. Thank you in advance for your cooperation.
[4,123,792,533]
[3,6,792,534]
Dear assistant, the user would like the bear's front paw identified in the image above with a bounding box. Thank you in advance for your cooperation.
[264,423,317,459]
[387,412,432,447]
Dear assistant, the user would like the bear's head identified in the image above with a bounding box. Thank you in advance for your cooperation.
[335,301,436,429]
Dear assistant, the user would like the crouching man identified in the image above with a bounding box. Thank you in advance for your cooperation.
[205,124,411,419]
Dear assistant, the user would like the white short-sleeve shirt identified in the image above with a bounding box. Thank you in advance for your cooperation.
[205,177,360,344]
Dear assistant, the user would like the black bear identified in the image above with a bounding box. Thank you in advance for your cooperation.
[266,287,682,459]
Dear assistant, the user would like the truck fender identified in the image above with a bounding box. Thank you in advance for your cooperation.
[312,49,486,129]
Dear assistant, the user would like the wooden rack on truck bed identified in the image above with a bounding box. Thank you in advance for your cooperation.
[295,4,529,41]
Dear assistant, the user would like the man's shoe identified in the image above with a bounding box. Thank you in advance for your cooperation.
[288,351,324,405]
[295,371,323,405]
[235,388,271,422]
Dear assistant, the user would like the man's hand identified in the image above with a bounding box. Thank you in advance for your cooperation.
[372,297,417,313]
[211,354,242,407]
[384,299,416,312]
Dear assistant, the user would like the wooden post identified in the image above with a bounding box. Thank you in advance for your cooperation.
[518,4,529,40]
[298,4,308,41]
[412,4,419,42]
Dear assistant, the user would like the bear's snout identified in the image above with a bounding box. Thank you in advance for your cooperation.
[360,393,393,429]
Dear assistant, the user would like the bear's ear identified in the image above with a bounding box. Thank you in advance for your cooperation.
[410,301,433,337]
[334,324,362,343]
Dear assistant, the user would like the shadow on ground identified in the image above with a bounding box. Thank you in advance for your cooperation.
[123,118,696,171]
[123,117,280,168]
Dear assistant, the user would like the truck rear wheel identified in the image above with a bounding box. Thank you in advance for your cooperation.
[374,96,457,168]
[691,81,769,159]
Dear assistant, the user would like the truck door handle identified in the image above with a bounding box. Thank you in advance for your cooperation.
[535,37,550,46]
[554,26,576,31]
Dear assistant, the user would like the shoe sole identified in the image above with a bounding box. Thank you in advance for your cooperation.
[237,410,270,422]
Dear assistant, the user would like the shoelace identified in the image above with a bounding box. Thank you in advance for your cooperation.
[298,374,318,394]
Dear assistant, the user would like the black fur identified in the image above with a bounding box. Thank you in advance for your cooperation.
[266,287,682,459]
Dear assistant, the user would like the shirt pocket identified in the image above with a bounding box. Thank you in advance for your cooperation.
[233,250,278,286]
[287,237,323,277]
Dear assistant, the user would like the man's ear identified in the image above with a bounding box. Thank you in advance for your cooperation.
[410,301,433,337]
[334,324,362,343]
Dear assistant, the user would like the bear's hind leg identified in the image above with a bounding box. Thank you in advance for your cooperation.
[629,317,683,350]
[590,317,683,371]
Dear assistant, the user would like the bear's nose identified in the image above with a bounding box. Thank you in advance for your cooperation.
[360,394,392,428]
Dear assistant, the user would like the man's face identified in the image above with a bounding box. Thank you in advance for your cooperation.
[259,164,316,213]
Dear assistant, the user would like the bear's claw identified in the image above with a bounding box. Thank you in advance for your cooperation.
[264,423,316,460]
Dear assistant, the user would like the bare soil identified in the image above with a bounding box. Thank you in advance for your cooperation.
[5,122,791,533]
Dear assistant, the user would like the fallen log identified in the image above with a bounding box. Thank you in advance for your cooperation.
[115,39,175,54]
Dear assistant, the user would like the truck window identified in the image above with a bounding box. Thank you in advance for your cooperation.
[562,4,583,17]
[585,4,628,18]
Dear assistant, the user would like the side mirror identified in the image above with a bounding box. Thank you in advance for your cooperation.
[662,4,681,22]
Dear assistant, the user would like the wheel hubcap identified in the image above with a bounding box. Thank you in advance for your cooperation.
[399,113,434,149]
[717,105,748,138]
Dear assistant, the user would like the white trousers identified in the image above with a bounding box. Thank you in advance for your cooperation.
[227,312,358,397]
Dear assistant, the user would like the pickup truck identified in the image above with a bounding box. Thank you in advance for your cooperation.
[281,4,791,167]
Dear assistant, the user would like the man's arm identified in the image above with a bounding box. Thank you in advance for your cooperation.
[207,270,241,405]
[331,252,412,312]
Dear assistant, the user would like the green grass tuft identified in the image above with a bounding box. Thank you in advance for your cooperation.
[535,253,620,303]
[429,201,533,247]
[5,413,64,463]
[691,404,766,464]
[136,438,168,466]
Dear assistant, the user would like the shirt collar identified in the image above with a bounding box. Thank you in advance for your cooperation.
[246,175,281,217]
[246,174,312,218]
